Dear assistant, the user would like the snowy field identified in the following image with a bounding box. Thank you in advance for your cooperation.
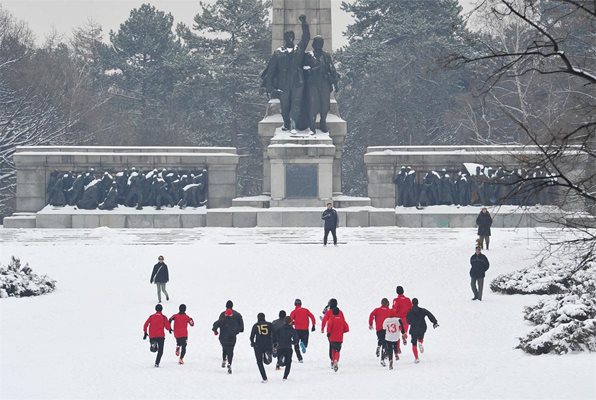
[1,227,594,399]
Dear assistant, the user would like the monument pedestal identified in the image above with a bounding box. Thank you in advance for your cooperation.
[258,99,347,206]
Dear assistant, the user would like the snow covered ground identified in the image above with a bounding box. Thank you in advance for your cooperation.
[1,227,594,399]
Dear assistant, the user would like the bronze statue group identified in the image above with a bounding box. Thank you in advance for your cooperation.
[394,165,557,208]
[46,168,208,210]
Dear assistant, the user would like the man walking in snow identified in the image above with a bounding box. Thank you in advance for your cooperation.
[150,255,169,303]
[470,246,490,301]
[289,299,316,363]
[250,312,274,383]
[168,304,194,365]
[406,298,439,363]
[143,304,172,367]
[321,202,338,246]
[271,310,287,370]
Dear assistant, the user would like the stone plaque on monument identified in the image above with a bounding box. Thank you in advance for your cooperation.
[286,164,318,198]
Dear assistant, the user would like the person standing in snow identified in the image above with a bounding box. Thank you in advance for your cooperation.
[143,304,172,368]
[382,310,405,370]
[321,202,339,246]
[289,299,316,363]
[476,207,493,250]
[150,255,169,303]
[392,286,413,342]
[212,305,243,374]
[368,298,392,365]
[326,307,349,372]
[250,312,274,383]
[406,298,438,363]
[168,304,194,365]
[275,316,299,380]
[470,246,490,301]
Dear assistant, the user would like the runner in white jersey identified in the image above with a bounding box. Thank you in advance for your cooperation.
[382,310,405,370]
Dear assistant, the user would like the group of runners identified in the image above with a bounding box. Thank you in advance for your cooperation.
[142,286,438,382]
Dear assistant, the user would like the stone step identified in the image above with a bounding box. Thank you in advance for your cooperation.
[3,214,36,229]
[259,113,347,138]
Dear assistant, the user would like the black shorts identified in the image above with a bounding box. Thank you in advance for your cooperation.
[330,341,342,352]
[176,337,188,346]
[410,332,425,344]
[296,329,310,346]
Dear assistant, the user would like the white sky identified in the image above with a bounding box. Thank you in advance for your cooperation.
[1,0,476,50]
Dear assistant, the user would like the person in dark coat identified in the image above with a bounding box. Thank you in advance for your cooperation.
[476,207,493,250]
[250,312,274,383]
[150,255,169,303]
[406,298,438,364]
[271,310,287,370]
[213,306,243,374]
[470,246,490,301]
[321,202,339,246]
[275,316,298,380]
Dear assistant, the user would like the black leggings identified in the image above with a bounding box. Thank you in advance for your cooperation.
[254,347,271,380]
[151,337,165,366]
[277,347,293,379]
[221,338,236,365]
[385,341,398,361]
[293,330,309,361]
[176,337,188,359]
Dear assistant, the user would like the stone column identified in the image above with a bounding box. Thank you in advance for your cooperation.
[272,0,332,52]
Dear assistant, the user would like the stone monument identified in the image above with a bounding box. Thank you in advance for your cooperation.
[257,0,348,207]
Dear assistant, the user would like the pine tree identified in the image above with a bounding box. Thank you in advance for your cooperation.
[337,0,476,195]
[178,0,271,195]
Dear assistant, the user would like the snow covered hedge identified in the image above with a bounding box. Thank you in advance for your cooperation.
[0,256,56,298]
[491,257,596,354]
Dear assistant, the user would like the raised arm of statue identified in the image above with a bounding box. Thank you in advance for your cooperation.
[298,15,310,53]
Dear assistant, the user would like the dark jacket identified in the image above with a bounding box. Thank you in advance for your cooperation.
[218,309,244,333]
[150,262,169,283]
[213,315,242,346]
[470,253,490,278]
[406,306,438,336]
[271,317,285,346]
[250,320,273,350]
[322,208,338,229]
[476,212,493,236]
[275,323,298,350]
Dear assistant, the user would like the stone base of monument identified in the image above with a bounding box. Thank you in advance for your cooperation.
[2,205,581,229]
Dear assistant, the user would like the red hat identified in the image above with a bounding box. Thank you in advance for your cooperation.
[225,308,233,316]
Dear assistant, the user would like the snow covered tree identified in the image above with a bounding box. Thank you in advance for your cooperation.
[0,256,56,298]
[106,4,185,145]
[337,0,477,195]
[177,0,271,195]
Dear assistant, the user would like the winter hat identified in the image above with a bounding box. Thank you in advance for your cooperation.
[294,299,302,306]
[412,298,419,306]
[396,286,404,295]
[155,304,163,312]
[257,312,265,321]
[279,310,287,318]
[332,307,339,316]
[179,304,186,313]
[226,300,233,309]
[225,308,233,316]
[328,298,338,308]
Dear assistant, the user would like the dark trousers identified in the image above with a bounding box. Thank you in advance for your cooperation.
[385,340,398,361]
[176,337,187,359]
[151,337,165,366]
[479,236,490,249]
[253,346,271,381]
[324,228,337,245]
[471,277,485,300]
[293,329,309,361]
[376,329,387,359]
[221,338,236,365]
[277,347,293,379]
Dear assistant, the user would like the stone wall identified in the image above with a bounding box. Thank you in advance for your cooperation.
[13,146,239,212]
